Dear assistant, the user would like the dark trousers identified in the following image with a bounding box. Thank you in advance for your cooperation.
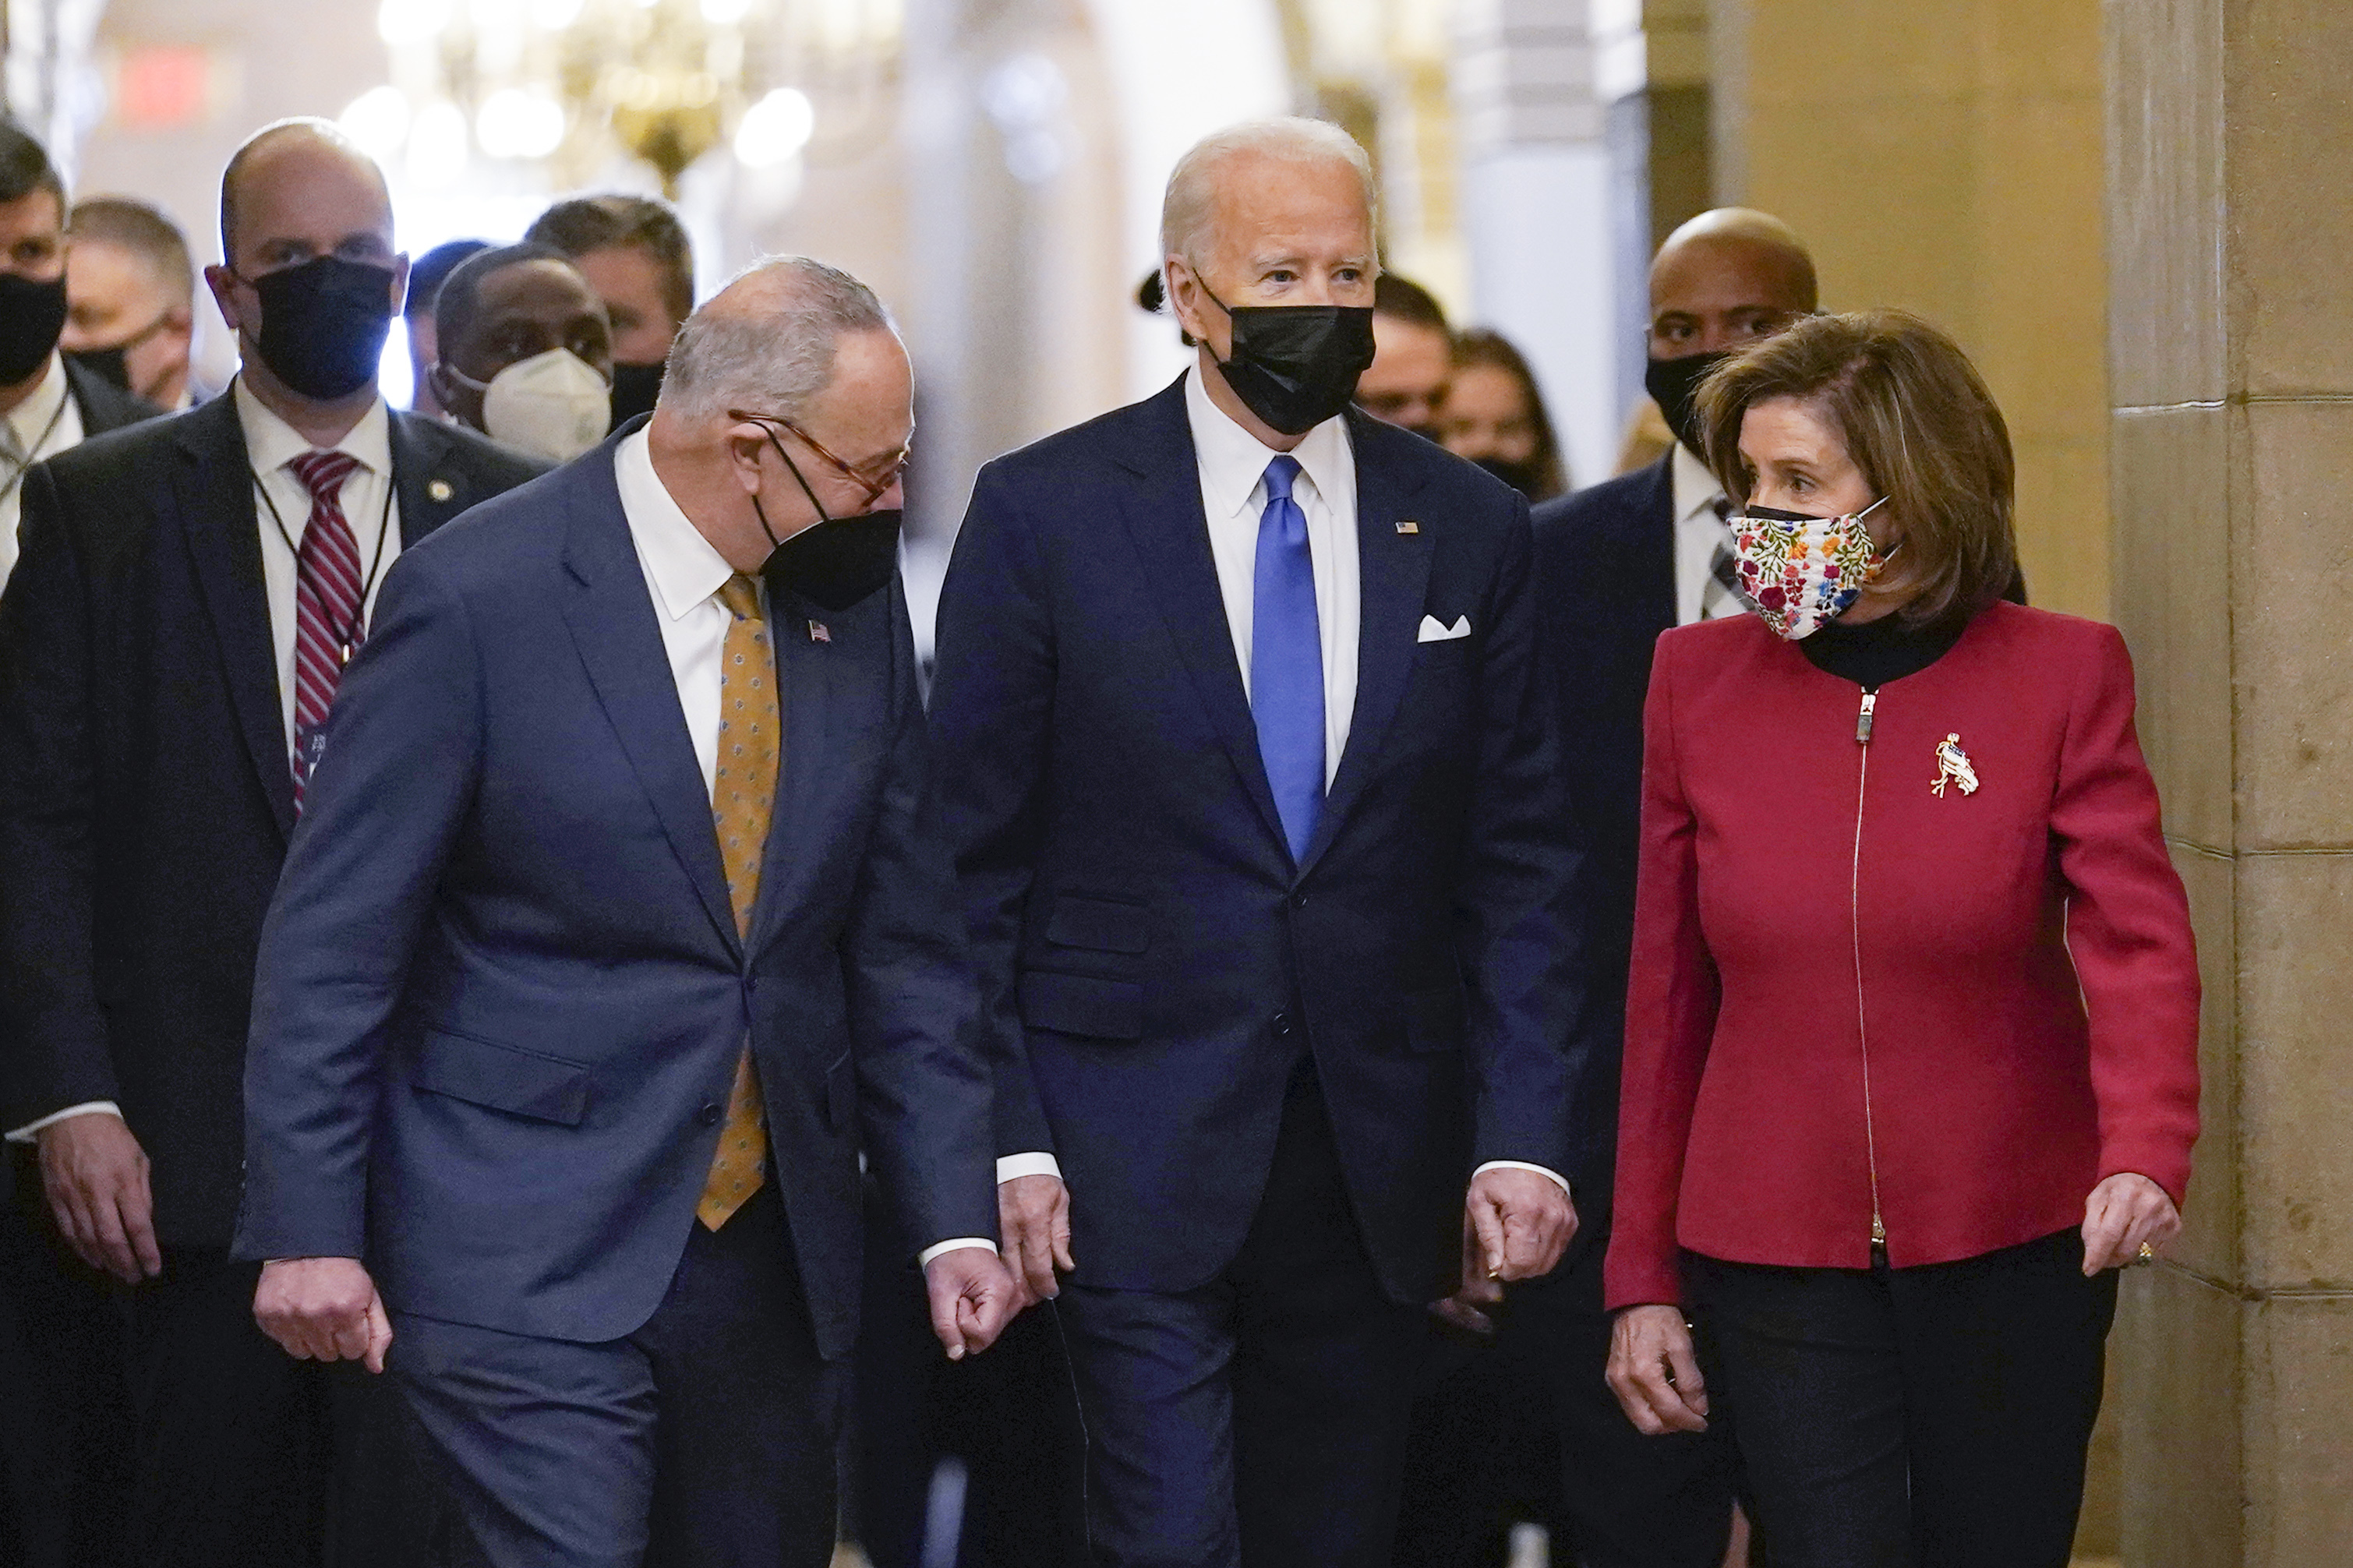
[852,1178,1086,1568]
[1395,1237,1739,1568]
[123,1247,430,1568]
[0,1190,131,1568]
[1690,1229,2117,1568]
[391,1180,843,1568]
[1055,1059,1426,1568]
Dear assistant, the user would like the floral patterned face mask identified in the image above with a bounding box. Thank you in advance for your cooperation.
[1726,497,1892,640]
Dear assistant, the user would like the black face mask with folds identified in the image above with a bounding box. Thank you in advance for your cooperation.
[246,256,397,401]
[748,426,902,611]
[608,360,666,431]
[0,272,69,386]
[1644,348,1734,459]
[1199,283,1377,436]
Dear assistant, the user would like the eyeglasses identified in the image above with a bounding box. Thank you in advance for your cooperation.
[731,409,910,511]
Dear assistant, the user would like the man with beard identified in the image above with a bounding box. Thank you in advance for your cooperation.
[0,118,543,1566]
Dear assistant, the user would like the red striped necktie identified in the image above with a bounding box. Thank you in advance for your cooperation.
[288,449,365,808]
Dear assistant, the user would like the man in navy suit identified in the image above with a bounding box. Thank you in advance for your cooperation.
[929,118,1602,1568]
[1516,207,1820,1566]
[233,256,1017,1568]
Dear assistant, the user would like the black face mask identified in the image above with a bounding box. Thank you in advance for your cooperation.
[64,311,174,399]
[1644,349,1733,459]
[750,427,902,610]
[1474,454,1549,500]
[608,360,666,431]
[243,256,397,401]
[0,272,69,386]
[1199,283,1376,437]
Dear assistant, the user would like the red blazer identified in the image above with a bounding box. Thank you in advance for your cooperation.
[1602,603,2200,1310]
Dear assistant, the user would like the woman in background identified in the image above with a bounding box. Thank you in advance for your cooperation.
[1436,327,1568,501]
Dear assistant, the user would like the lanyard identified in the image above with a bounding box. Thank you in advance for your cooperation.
[253,461,397,662]
[0,394,72,511]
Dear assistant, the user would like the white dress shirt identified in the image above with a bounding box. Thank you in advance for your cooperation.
[612,431,995,1268]
[998,373,1567,1204]
[0,355,87,594]
[9,377,405,1144]
[1670,441,1744,628]
[238,378,405,752]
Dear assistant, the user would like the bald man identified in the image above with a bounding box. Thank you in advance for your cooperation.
[0,118,543,1566]
[234,256,1011,1568]
[1487,208,1817,1567]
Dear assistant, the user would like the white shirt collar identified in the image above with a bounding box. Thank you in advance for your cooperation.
[613,426,735,623]
[1182,365,1354,520]
[1670,440,1725,524]
[5,355,71,448]
[233,375,394,480]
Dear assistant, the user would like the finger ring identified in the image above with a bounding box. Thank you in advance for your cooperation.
[2136,1241,2156,1264]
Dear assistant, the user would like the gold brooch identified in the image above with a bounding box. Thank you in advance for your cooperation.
[1932,733,1980,797]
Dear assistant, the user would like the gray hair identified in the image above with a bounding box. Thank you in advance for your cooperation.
[660,254,892,423]
[1160,117,1377,265]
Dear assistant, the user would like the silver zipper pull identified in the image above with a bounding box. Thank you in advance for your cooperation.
[1857,690,1878,745]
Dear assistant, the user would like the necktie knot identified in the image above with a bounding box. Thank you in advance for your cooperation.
[289,449,362,506]
[1262,454,1302,507]
[718,573,763,622]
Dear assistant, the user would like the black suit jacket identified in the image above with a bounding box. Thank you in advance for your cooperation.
[0,391,546,1248]
[1528,453,1676,1231]
[930,376,1603,1307]
[62,357,166,437]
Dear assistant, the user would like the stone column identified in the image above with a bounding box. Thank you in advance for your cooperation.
[2107,0,2353,1563]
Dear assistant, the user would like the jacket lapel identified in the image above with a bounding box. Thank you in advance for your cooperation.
[744,578,848,958]
[387,412,472,547]
[1633,451,1679,637]
[175,396,298,839]
[1298,415,1433,877]
[1111,381,1290,860]
[556,453,741,959]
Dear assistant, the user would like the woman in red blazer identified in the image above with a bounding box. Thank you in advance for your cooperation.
[1601,310,2199,1568]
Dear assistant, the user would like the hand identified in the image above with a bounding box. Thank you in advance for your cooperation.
[37,1113,161,1282]
[253,1257,393,1373]
[1606,1304,1711,1435]
[924,1246,1019,1361]
[2082,1172,2182,1274]
[998,1174,1074,1311]
[1433,1210,1509,1334]
[1463,1167,1577,1284]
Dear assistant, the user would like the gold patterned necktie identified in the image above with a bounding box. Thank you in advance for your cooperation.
[698,573,779,1230]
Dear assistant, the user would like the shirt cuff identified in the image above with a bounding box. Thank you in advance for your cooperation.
[1473,1159,1572,1198]
[5,1101,124,1144]
[917,1238,999,1267]
[996,1152,1062,1185]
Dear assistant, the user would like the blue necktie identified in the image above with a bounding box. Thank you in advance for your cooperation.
[1251,456,1324,863]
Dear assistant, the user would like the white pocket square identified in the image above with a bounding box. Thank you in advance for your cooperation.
[1417,614,1472,643]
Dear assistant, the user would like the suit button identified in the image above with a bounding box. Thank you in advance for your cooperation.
[699,1103,722,1126]
[1273,1013,1294,1039]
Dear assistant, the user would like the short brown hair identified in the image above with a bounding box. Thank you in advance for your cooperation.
[1696,308,2017,627]
[69,197,193,304]
[526,194,694,330]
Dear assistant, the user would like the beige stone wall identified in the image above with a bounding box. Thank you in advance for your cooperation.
[1713,0,2111,620]
[2107,0,2353,1562]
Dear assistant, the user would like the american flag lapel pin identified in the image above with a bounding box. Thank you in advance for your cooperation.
[807,620,832,644]
[1395,519,1420,535]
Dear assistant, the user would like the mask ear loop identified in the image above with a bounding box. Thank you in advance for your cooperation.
[749,424,836,557]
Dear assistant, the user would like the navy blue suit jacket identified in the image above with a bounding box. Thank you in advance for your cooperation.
[928,376,1602,1307]
[1528,454,1676,1232]
[231,430,997,1357]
